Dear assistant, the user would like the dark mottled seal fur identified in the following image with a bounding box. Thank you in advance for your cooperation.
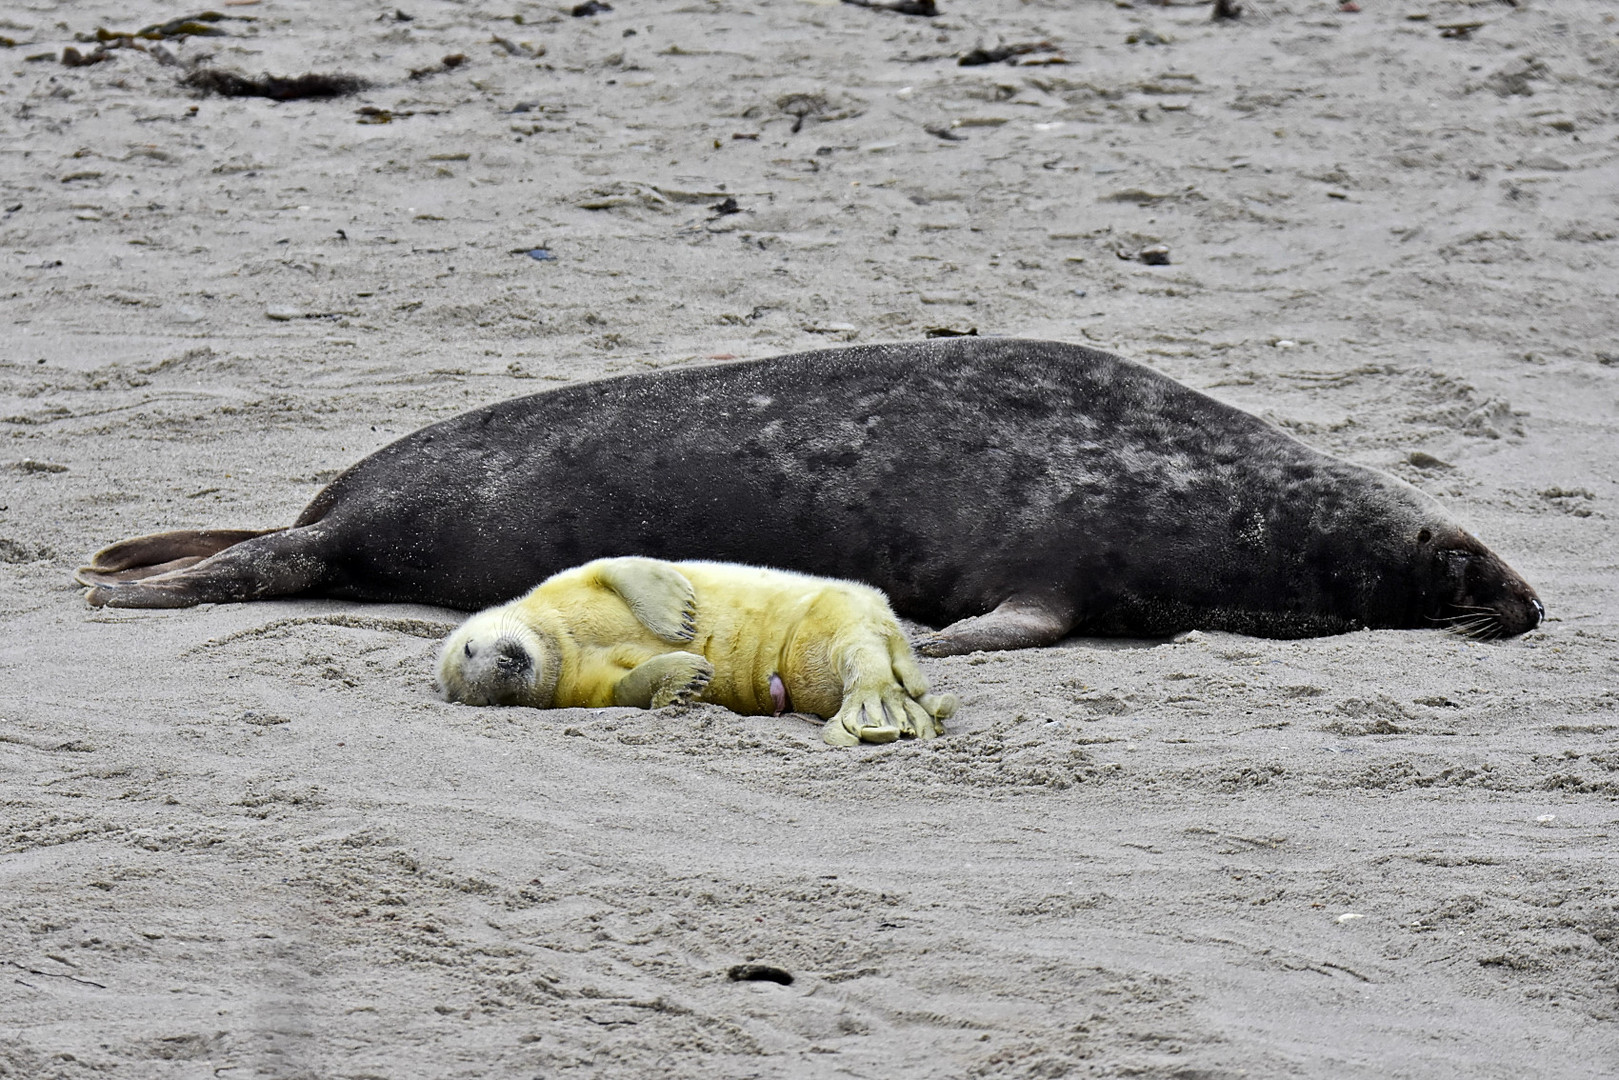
[77,338,1543,653]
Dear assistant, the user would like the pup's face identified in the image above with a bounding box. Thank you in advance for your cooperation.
[437,607,550,706]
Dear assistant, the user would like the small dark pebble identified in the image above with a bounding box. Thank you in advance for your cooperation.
[959,47,1008,66]
[572,1,612,16]
[925,327,978,339]
[709,197,741,217]
[925,124,965,142]
[1407,451,1453,470]
[727,964,794,985]
[1138,245,1171,265]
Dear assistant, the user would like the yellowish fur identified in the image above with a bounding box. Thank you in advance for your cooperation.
[437,557,956,745]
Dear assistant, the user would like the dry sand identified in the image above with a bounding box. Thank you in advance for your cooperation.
[3,0,1618,1076]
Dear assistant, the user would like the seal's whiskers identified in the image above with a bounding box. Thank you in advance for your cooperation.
[1444,614,1505,640]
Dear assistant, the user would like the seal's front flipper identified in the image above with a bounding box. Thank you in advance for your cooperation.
[886,634,957,732]
[590,557,698,643]
[76,528,284,587]
[612,652,714,709]
[83,527,326,609]
[916,595,1074,657]
[822,631,958,746]
[825,679,956,746]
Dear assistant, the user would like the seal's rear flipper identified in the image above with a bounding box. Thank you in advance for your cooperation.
[916,595,1074,657]
[82,527,323,609]
[76,528,284,587]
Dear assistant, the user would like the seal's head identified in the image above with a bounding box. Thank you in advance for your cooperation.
[1280,472,1545,640]
[437,604,560,707]
[1412,523,1543,639]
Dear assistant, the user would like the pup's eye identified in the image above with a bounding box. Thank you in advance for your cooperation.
[464,642,474,658]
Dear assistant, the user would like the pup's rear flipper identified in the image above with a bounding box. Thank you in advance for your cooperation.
[80,527,325,608]
[76,528,285,586]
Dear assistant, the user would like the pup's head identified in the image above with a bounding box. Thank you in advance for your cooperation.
[436,604,558,707]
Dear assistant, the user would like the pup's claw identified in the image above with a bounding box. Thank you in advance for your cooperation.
[616,652,714,709]
[826,697,902,745]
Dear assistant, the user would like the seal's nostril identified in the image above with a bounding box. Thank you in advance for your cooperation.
[494,637,531,675]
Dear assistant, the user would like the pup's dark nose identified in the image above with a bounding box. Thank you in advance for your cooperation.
[494,637,531,675]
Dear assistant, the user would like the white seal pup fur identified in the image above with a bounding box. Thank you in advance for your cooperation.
[436,557,957,746]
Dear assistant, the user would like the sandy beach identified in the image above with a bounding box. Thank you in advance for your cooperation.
[3,0,1617,1075]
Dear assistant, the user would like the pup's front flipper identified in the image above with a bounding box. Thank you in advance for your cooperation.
[822,634,960,747]
[592,557,698,643]
[916,594,1075,657]
[612,652,715,709]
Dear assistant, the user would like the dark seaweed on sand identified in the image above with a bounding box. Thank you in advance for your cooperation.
[179,69,370,101]
[841,0,938,15]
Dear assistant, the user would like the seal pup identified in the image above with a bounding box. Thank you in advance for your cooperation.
[78,338,1543,651]
[436,557,957,746]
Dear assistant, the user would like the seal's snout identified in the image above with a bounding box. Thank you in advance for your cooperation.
[1489,564,1543,638]
[1432,541,1543,639]
[495,637,532,676]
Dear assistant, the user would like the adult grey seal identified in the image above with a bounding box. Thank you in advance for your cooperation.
[77,338,1544,653]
